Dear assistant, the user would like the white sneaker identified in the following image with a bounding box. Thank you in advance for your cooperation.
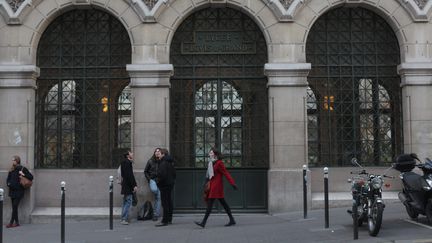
[120,220,129,225]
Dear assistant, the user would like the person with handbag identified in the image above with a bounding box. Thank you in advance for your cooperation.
[6,155,33,228]
[195,148,238,228]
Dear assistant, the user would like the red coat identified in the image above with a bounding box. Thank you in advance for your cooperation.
[208,160,235,198]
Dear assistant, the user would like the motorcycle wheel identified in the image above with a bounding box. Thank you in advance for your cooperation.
[368,202,384,237]
[405,204,419,219]
[426,200,432,224]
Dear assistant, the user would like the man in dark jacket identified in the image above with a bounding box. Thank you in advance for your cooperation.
[155,148,176,226]
[144,148,161,221]
[120,151,137,225]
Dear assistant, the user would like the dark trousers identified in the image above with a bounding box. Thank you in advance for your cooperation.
[160,186,173,224]
[10,197,22,224]
[201,198,234,225]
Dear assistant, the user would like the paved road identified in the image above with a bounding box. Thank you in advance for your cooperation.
[3,202,432,243]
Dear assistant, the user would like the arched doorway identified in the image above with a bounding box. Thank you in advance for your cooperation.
[306,7,402,167]
[170,7,268,211]
[35,9,132,168]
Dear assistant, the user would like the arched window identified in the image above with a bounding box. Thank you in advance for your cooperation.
[195,80,242,168]
[170,7,268,169]
[306,7,402,166]
[35,9,131,168]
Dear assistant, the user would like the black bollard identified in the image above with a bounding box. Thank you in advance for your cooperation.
[109,176,114,230]
[0,188,3,243]
[324,167,329,228]
[61,181,65,243]
[353,196,359,240]
[303,165,307,219]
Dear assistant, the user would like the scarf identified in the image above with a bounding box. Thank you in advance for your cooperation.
[206,158,216,180]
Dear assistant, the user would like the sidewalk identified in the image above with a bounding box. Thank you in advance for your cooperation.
[3,202,432,243]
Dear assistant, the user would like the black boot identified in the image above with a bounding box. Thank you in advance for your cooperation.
[224,202,235,226]
[194,221,205,228]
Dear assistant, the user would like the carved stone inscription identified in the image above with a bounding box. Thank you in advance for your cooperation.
[181,31,256,54]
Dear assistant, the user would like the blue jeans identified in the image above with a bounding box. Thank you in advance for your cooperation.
[149,179,161,217]
[121,194,133,221]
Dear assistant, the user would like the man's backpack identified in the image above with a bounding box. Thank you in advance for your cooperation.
[137,200,153,220]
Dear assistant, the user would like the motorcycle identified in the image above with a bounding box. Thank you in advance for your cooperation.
[347,158,392,236]
[393,153,432,222]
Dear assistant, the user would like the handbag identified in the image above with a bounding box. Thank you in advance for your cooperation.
[19,168,33,189]
[20,175,32,189]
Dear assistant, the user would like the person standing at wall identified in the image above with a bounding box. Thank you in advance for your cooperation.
[120,151,138,225]
[144,148,161,221]
[6,155,33,228]
[195,148,237,228]
[155,148,176,227]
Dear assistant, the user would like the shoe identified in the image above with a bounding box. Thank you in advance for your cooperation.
[152,217,158,221]
[168,221,172,225]
[120,220,129,225]
[6,223,19,228]
[194,221,205,228]
[224,221,236,227]
[155,222,168,227]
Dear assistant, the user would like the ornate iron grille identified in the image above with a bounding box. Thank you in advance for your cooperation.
[170,8,268,168]
[306,7,402,167]
[35,9,132,168]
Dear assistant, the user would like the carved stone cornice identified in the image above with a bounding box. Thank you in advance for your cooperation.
[126,64,173,87]
[0,65,40,89]
[123,0,170,23]
[264,0,308,22]
[0,0,43,25]
[398,62,432,86]
[397,0,432,22]
[264,63,311,87]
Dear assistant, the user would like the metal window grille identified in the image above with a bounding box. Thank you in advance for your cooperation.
[170,8,269,168]
[306,7,403,167]
[35,9,132,168]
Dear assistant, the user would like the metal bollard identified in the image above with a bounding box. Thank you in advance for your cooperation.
[353,195,359,240]
[61,181,66,243]
[109,176,114,230]
[303,165,307,219]
[324,167,329,228]
[0,188,3,243]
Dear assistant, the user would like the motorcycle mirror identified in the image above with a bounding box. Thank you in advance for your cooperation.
[351,157,362,168]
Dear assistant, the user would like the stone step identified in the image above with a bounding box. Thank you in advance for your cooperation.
[311,191,400,209]
[31,207,123,224]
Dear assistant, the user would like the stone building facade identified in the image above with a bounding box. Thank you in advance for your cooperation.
[0,0,431,222]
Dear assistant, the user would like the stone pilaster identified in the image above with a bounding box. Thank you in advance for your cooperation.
[126,64,173,169]
[264,62,311,213]
[0,64,39,223]
[398,62,432,159]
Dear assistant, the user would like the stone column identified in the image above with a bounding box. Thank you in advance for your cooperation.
[0,64,39,223]
[398,63,432,159]
[265,63,311,213]
[126,64,173,169]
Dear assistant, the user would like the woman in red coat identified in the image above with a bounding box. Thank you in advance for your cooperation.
[195,148,238,228]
